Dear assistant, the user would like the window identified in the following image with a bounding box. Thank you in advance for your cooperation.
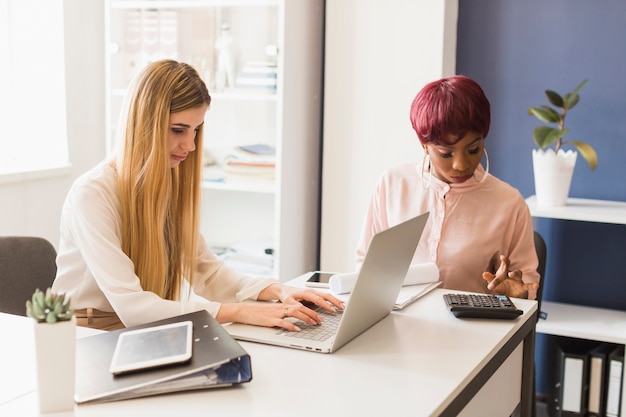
[0,0,69,177]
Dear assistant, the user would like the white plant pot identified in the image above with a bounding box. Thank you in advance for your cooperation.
[33,316,76,413]
[532,148,577,207]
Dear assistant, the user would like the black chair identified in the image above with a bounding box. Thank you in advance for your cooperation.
[0,236,57,316]
[532,231,548,417]
[534,231,547,320]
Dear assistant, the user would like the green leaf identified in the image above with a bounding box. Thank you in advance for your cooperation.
[46,312,58,323]
[563,79,588,110]
[52,302,63,315]
[45,288,53,307]
[52,295,62,310]
[32,299,45,318]
[563,92,580,110]
[533,126,568,148]
[545,90,564,108]
[528,106,561,124]
[34,289,45,307]
[572,79,588,95]
[564,140,598,170]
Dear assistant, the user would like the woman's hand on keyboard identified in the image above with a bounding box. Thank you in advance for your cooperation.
[259,283,345,331]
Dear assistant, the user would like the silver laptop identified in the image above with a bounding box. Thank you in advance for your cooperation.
[226,212,430,353]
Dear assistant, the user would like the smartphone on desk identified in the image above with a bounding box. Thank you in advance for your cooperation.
[304,271,337,288]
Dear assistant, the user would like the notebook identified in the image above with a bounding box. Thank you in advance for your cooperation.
[74,310,252,404]
[226,211,430,353]
[328,261,442,310]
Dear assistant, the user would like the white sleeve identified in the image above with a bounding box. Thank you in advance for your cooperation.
[56,174,275,328]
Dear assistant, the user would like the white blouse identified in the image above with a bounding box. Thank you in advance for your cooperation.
[52,160,277,327]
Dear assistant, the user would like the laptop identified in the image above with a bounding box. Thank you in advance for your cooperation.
[225,211,430,353]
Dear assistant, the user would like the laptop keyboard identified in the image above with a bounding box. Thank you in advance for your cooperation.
[276,308,343,341]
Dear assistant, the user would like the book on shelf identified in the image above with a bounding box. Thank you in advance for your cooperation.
[223,163,275,181]
[236,143,276,156]
[222,144,276,182]
[201,145,277,184]
[235,61,277,90]
[227,144,276,165]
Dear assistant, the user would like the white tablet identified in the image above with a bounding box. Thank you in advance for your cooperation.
[109,320,193,375]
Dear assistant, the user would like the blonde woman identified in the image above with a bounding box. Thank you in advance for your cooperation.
[52,60,342,331]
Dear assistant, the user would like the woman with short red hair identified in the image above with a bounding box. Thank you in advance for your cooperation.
[356,75,540,300]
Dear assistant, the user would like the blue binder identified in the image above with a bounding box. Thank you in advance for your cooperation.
[74,310,252,404]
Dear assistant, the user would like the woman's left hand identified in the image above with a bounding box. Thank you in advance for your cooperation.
[260,283,344,314]
[482,255,539,299]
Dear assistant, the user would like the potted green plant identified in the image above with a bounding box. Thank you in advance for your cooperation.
[27,288,76,413]
[528,79,598,207]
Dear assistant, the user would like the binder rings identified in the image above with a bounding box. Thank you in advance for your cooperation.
[74,310,252,404]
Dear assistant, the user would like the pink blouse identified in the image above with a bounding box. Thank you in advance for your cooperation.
[355,163,539,299]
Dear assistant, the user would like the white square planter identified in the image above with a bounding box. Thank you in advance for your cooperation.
[33,316,76,413]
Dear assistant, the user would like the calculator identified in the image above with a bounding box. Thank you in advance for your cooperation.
[443,293,523,320]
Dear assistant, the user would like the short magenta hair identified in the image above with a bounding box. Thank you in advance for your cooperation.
[409,75,490,146]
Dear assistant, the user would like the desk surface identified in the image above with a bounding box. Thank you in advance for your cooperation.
[0,289,536,417]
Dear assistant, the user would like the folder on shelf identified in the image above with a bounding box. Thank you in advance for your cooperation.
[74,310,252,404]
[550,338,597,417]
[605,345,624,417]
[587,343,617,417]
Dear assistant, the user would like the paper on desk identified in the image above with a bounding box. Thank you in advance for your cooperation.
[329,262,440,295]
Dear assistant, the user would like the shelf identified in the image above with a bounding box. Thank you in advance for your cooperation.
[526,195,626,225]
[536,301,626,345]
[106,0,324,280]
[111,89,277,102]
[212,90,277,101]
[111,0,280,9]
[202,179,274,194]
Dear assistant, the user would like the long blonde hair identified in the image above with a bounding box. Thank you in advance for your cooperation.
[115,60,211,300]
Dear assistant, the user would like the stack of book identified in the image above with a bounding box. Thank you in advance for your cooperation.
[234,61,277,90]
[223,144,276,183]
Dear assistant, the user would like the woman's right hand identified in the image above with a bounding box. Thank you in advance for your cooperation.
[482,255,539,299]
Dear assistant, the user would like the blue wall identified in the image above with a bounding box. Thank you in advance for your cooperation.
[456,0,626,395]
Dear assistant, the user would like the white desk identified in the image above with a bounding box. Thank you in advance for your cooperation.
[0,289,537,417]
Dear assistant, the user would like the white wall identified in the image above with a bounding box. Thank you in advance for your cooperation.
[321,0,459,272]
[0,0,457,266]
[0,0,105,249]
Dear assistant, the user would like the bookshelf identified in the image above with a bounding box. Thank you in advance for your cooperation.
[105,0,324,279]
[527,195,626,413]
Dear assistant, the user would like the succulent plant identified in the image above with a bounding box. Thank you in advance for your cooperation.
[26,288,74,323]
[528,79,598,170]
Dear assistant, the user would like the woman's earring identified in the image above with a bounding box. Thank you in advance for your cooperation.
[474,148,490,183]
[421,152,432,189]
